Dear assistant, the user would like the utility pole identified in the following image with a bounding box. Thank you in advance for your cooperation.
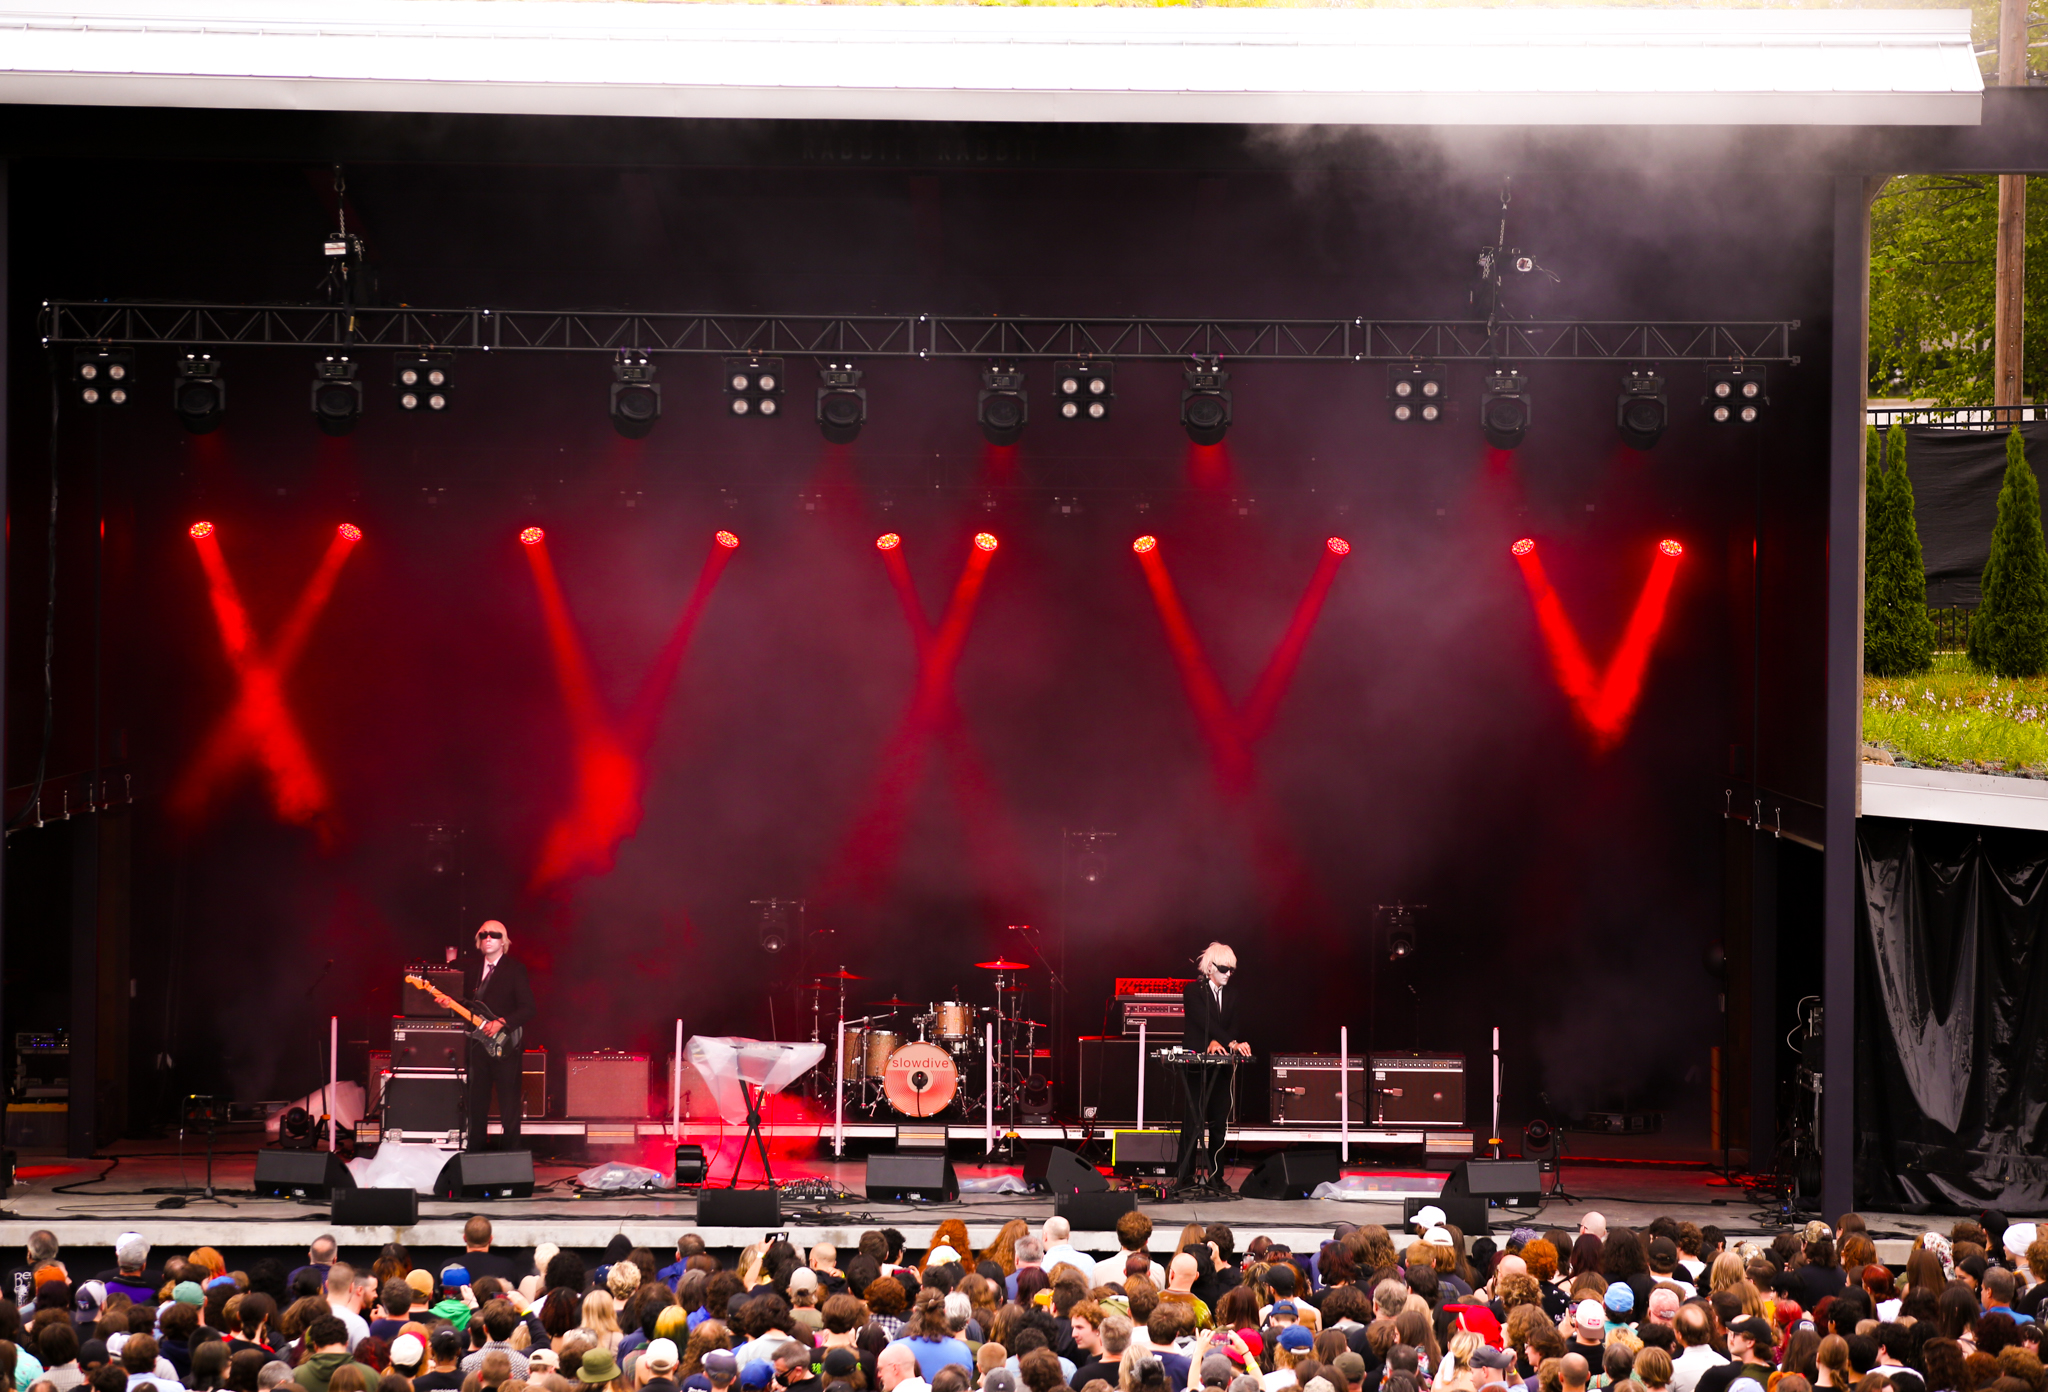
[1996,0,2028,410]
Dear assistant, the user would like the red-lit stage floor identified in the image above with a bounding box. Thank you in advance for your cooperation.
[0,1137,1937,1259]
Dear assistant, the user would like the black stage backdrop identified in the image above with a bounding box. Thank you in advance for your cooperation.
[1901,424,2048,608]
[1,134,1839,1139]
[1856,816,2048,1210]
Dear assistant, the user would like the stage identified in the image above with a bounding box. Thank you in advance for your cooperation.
[0,1137,1938,1260]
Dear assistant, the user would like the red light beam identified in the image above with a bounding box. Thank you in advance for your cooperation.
[1512,538,1686,751]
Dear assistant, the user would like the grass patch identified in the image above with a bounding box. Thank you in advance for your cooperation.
[1864,651,2048,772]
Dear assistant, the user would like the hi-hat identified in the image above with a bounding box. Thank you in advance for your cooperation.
[976,959,1030,970]
[869,997,916,1008]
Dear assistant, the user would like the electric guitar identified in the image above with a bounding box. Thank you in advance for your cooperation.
[404,973,522,1058]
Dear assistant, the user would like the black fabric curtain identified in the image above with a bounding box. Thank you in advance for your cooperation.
[1856,816,2048,1210]
[1900,423,2048,608]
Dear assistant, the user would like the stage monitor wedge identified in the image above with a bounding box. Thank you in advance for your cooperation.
[698,1187,785,1227]
[1237,1147,1340,1200]
[1442,1158,1543,1206]
[866,1152,960,1203]
[434,1150,534,1200]
[1023,1144,1109,1195]
[255,1149,355,1202]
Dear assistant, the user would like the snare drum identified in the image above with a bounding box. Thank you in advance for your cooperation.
[931,1001,976,1041]
[883,1042,959,1116]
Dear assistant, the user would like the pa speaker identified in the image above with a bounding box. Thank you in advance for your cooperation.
[1445,1158,1542,1206]
[866,1152,960,1202]
[433,1149,534,1200]
[255,1149,355,1202]
[332,1186,420,1226]
[1023,1145,1108,1195]
[1055,1190,1137,1232]
[1405,1193,1488,1236]
[697,1188,784,1227]
[1236,1147,1340,1200]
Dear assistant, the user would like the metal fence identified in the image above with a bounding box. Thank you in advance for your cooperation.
[1866,403,2037,430]
[1929,607,1974,652]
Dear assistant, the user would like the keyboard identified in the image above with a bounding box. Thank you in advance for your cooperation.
[1151,1047,1257,1065]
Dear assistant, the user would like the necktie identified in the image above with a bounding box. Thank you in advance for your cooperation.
[480,962,495,994]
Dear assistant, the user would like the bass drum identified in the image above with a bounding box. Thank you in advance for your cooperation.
[883,1041,959,1117]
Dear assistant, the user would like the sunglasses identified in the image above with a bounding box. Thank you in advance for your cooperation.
[1213,965,1235,977]
[477,931,504,941]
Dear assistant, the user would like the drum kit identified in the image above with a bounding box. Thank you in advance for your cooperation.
[804,958,1047,1118]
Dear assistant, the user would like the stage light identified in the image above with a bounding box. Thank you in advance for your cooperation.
[1511,537,1535,556]
[1379,903,1419,962]
[978,364,1028,445]
[74,346,135,407]
[337,523,362,542]
[610,350,660,439]
[816,362,867,444]
[974,532,999,553]
[1706,364,1767,424]
[673,1143,707,1187]
[1480,370,1530,449]
[1524,1117,1562,1171]
[1659,538,1684,557]
[395,352,452,413]
[1053,360,1112,421]
[1388,362,1446,423]
[172,352,224,433]
[876,533,901,551]
[1327,537,1351,556]
[1133,535,1158,555]
[1616,370,1667,451]
[311,356,362,437]
[715,530,740,549]
[278,1105,314,1150]
[520,526,545,546]
[1180,356,1232,446]
[189,521,214,540]
[724,356,784,418]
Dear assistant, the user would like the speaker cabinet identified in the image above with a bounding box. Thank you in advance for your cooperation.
[385,1071,465,1134]
[1405,1193,1488,1236]
[332,1186,420,1225]
[255,1149,355,1201]
[1075,1037,1184,1125]
[698,1188,785,1227]
[1268,1054,1367,1124]
[1236,1147,1340,1200]
[866,1151,960,1202]
[1369,1052,1466,1126]
[1055,1190,1137,1231]
[1110,1130,1178,1175]
[566,1051,650,1118]
[433,1149,534,1200]
[1023,1144,1108,1194]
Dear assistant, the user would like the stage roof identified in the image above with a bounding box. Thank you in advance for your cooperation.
[0,2,1983,129]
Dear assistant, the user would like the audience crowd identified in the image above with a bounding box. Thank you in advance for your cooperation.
[0,1206,2041,1392]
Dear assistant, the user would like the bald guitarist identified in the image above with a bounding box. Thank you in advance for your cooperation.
[465,920,536,1149]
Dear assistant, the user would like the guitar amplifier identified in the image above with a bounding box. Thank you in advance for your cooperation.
[566,1051,650,1118]
[390,1017,466,1069]
[385,1069,465,1134]
[403,964,465,1018]
[1370,1052,1466,1126]
[1268,1053,1366,1124]
[489,1049,548,1118]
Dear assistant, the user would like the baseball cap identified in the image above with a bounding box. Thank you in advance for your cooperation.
[390,1335,425,1369]
[822,1351,859,1379]
[1333,1353,1366,1384]
[642,1340,680,1373]
[1603,1285,1634,1315]
[405,1270,435,1297]
[1730,1318,1775,1344]
[703,1353,739,1379]
[1278,1327,1314,1353]
[173,1281,206,1306]
[530,1352,562,1373]
[1574,1299,1605,1333]
[788,1269,821,1293]
[1269,1300,1299,1321]
[1424,1227,1455,1249]
[439,1264,472,1288]
[1474,1349,1516,1372]
[1202,1356,1234,1388]
[741,1361,774,1389]
[1414,1206,1447,1228]
[1647,1238,1679,1266]
[75,1280,105,1316]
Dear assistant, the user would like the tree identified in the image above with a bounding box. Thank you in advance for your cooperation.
[1864,423,1937,676]
[1968,428,2048,676]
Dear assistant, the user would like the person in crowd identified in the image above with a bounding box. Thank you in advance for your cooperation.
[322,1271,371,1354]
[461,1220,524,1287]
[100,1241,156,1310]
[886,1293,971,1381]
[1695,1319,1775,1392]
[1039,1226,1090,1286]
[1984,1272,2032,1327]
[286,1244,338,1300]
[1813,1338,1852,1390]
[290,1320,378,1392]
[461,1303,533,1381]
[876,1345,928,1392]
[1671,1306,1729,1392]
[1096,1218,1161,1292]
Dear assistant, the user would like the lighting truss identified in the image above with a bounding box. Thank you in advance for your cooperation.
[40,302,1800,365]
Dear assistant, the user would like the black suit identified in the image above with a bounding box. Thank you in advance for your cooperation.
[464,953,536,1148]
[1175,977,1242,1183]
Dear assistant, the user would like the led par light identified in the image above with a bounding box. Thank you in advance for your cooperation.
[395,352,453,413]
[75,346,135,407]
[724,356,784,418]
[1052,360,1113,421]
[1388,362,1446,423]
[1705,364,1767,424]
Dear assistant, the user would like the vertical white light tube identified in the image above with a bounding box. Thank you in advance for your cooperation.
[1136,1020,1147,1131]
[1492,1025,1503,1157]
[985,1023,995,1153]
[1340,1025,1350,1163]
[673,1019,684,1144]
[328,1016,340,1153]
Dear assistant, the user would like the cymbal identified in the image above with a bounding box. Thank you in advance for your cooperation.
[1001,984,1028,992]
[869,997,916,1008]
[817,967,865,980]
[976,959,1030,970]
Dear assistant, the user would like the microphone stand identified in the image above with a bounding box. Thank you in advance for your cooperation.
[303,959,335,1148]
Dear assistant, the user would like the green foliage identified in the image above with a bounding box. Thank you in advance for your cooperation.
[1869,175,2048,407]
[1865,424,1937,676]
[1865,652,2048,772]
[1968,429,2048,676]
